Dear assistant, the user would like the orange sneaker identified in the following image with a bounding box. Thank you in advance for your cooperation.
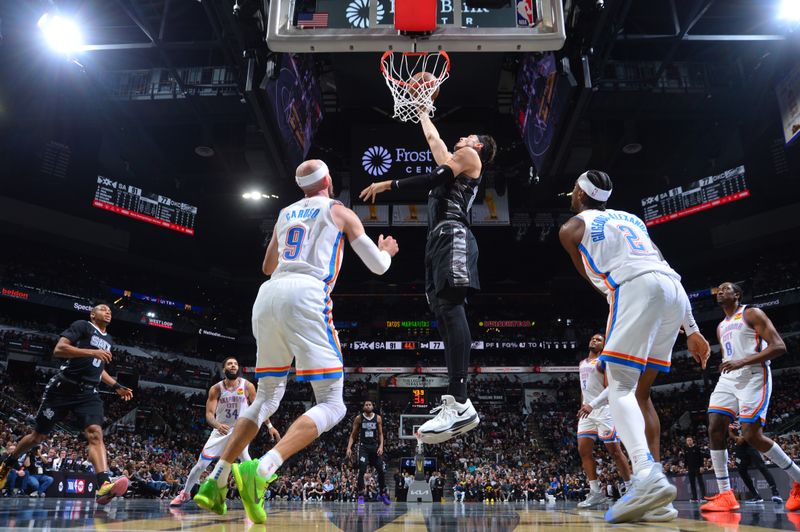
[701,489,740,512]
[787,482,800,511]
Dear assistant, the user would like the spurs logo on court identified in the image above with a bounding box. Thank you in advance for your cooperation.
[362,146,392,176]
[346,0,385,28]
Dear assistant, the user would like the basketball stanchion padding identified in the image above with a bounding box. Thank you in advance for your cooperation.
[395,0,437,34]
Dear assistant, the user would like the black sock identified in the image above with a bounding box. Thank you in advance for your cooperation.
[435,291,471,404]
[97,471,112,486]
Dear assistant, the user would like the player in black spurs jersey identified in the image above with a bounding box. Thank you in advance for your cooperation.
[0,304,132,504]
[360,112,496,445]
[346,401,390,505]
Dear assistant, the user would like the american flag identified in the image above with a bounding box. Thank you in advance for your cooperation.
[297,12,329,28]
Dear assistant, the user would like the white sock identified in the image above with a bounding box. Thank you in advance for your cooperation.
[184,458,211,493]
[210,460,231,488]
[764,442,800,483]
[606,364,654,476]
[257,449,284,479]
[710,450,731,492]
[589,479,600,492]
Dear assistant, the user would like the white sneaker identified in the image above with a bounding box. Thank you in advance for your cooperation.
[416,396,480,444]
[641,502,678,522]
[604,463,676,524]
[577,490,608,508]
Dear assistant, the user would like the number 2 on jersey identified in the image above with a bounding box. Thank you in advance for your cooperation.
[619,225,646,253]
[283,226,306,260]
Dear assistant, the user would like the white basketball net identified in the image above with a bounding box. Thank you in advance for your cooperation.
[380,51,450,123]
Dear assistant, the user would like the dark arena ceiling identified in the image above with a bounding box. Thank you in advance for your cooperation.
[0,0,798,304]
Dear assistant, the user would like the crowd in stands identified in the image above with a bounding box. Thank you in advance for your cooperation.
[0,305,799,503]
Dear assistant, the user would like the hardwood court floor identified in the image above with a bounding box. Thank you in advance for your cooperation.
[0,498,798,531]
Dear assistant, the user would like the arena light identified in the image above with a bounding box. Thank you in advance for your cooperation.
[779,0,800,21]
[37,13,84,54]
[242,191,278,200]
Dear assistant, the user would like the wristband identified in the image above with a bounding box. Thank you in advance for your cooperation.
[112,382,123,390]
[390,180,399,191]
[267,422,274,429]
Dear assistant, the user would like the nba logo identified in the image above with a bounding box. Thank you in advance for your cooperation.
[516,0,534,27]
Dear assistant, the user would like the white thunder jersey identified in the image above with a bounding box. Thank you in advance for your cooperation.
[215,378,249,425]
[577,209,680,296]
[579,357,605,405]
[718,305,768,371]
[272,196,344,286]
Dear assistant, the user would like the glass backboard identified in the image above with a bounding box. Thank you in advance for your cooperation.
[267,0,565,52]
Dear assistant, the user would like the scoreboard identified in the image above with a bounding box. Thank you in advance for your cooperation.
[93,176,197,236]
[381,387,445,412]
[640,166,749,227]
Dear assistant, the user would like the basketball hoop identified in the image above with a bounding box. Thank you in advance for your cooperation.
[380,50,450,123]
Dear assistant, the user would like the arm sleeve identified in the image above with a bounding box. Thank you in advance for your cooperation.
[683,304,700,336]
[390,164,454,191]
[588,387,609,409]
[350,234,392,275]
[60,320,85,343]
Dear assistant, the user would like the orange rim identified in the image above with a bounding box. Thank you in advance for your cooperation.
[380,50,450,88]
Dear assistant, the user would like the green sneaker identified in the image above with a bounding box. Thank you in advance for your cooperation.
[232,460,278,524]
[193,479,227,515]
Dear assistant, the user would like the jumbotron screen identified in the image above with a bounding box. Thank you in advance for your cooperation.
[640,165,749,227]
[92,176,197,236]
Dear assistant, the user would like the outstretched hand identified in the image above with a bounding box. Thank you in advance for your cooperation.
[378,234,399,257]
[359,181,392,203]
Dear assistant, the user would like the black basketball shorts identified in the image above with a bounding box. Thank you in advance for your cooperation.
[34,378,105,435]
[425,221,480,310]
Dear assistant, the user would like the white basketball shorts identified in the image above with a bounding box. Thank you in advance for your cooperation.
[599,272,688,373]
[577,405,618,443]
[201,428,250,460]
[251,273,344,382]
[708,366,772,426]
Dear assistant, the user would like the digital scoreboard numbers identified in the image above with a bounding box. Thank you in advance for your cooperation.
[641,166,749,227]
[93,176,197,235]
[411,388,427,409]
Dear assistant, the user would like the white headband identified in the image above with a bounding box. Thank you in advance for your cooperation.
[577,172,612,202]
[296,163,329,188]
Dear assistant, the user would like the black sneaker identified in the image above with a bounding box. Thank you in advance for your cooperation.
[744,496,764,504]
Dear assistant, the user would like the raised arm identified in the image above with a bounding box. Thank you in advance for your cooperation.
[331,204,398,274]
[359,147,481,203]
[419,113,451,165]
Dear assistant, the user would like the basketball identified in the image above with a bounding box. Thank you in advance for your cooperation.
[408,71,440,101]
